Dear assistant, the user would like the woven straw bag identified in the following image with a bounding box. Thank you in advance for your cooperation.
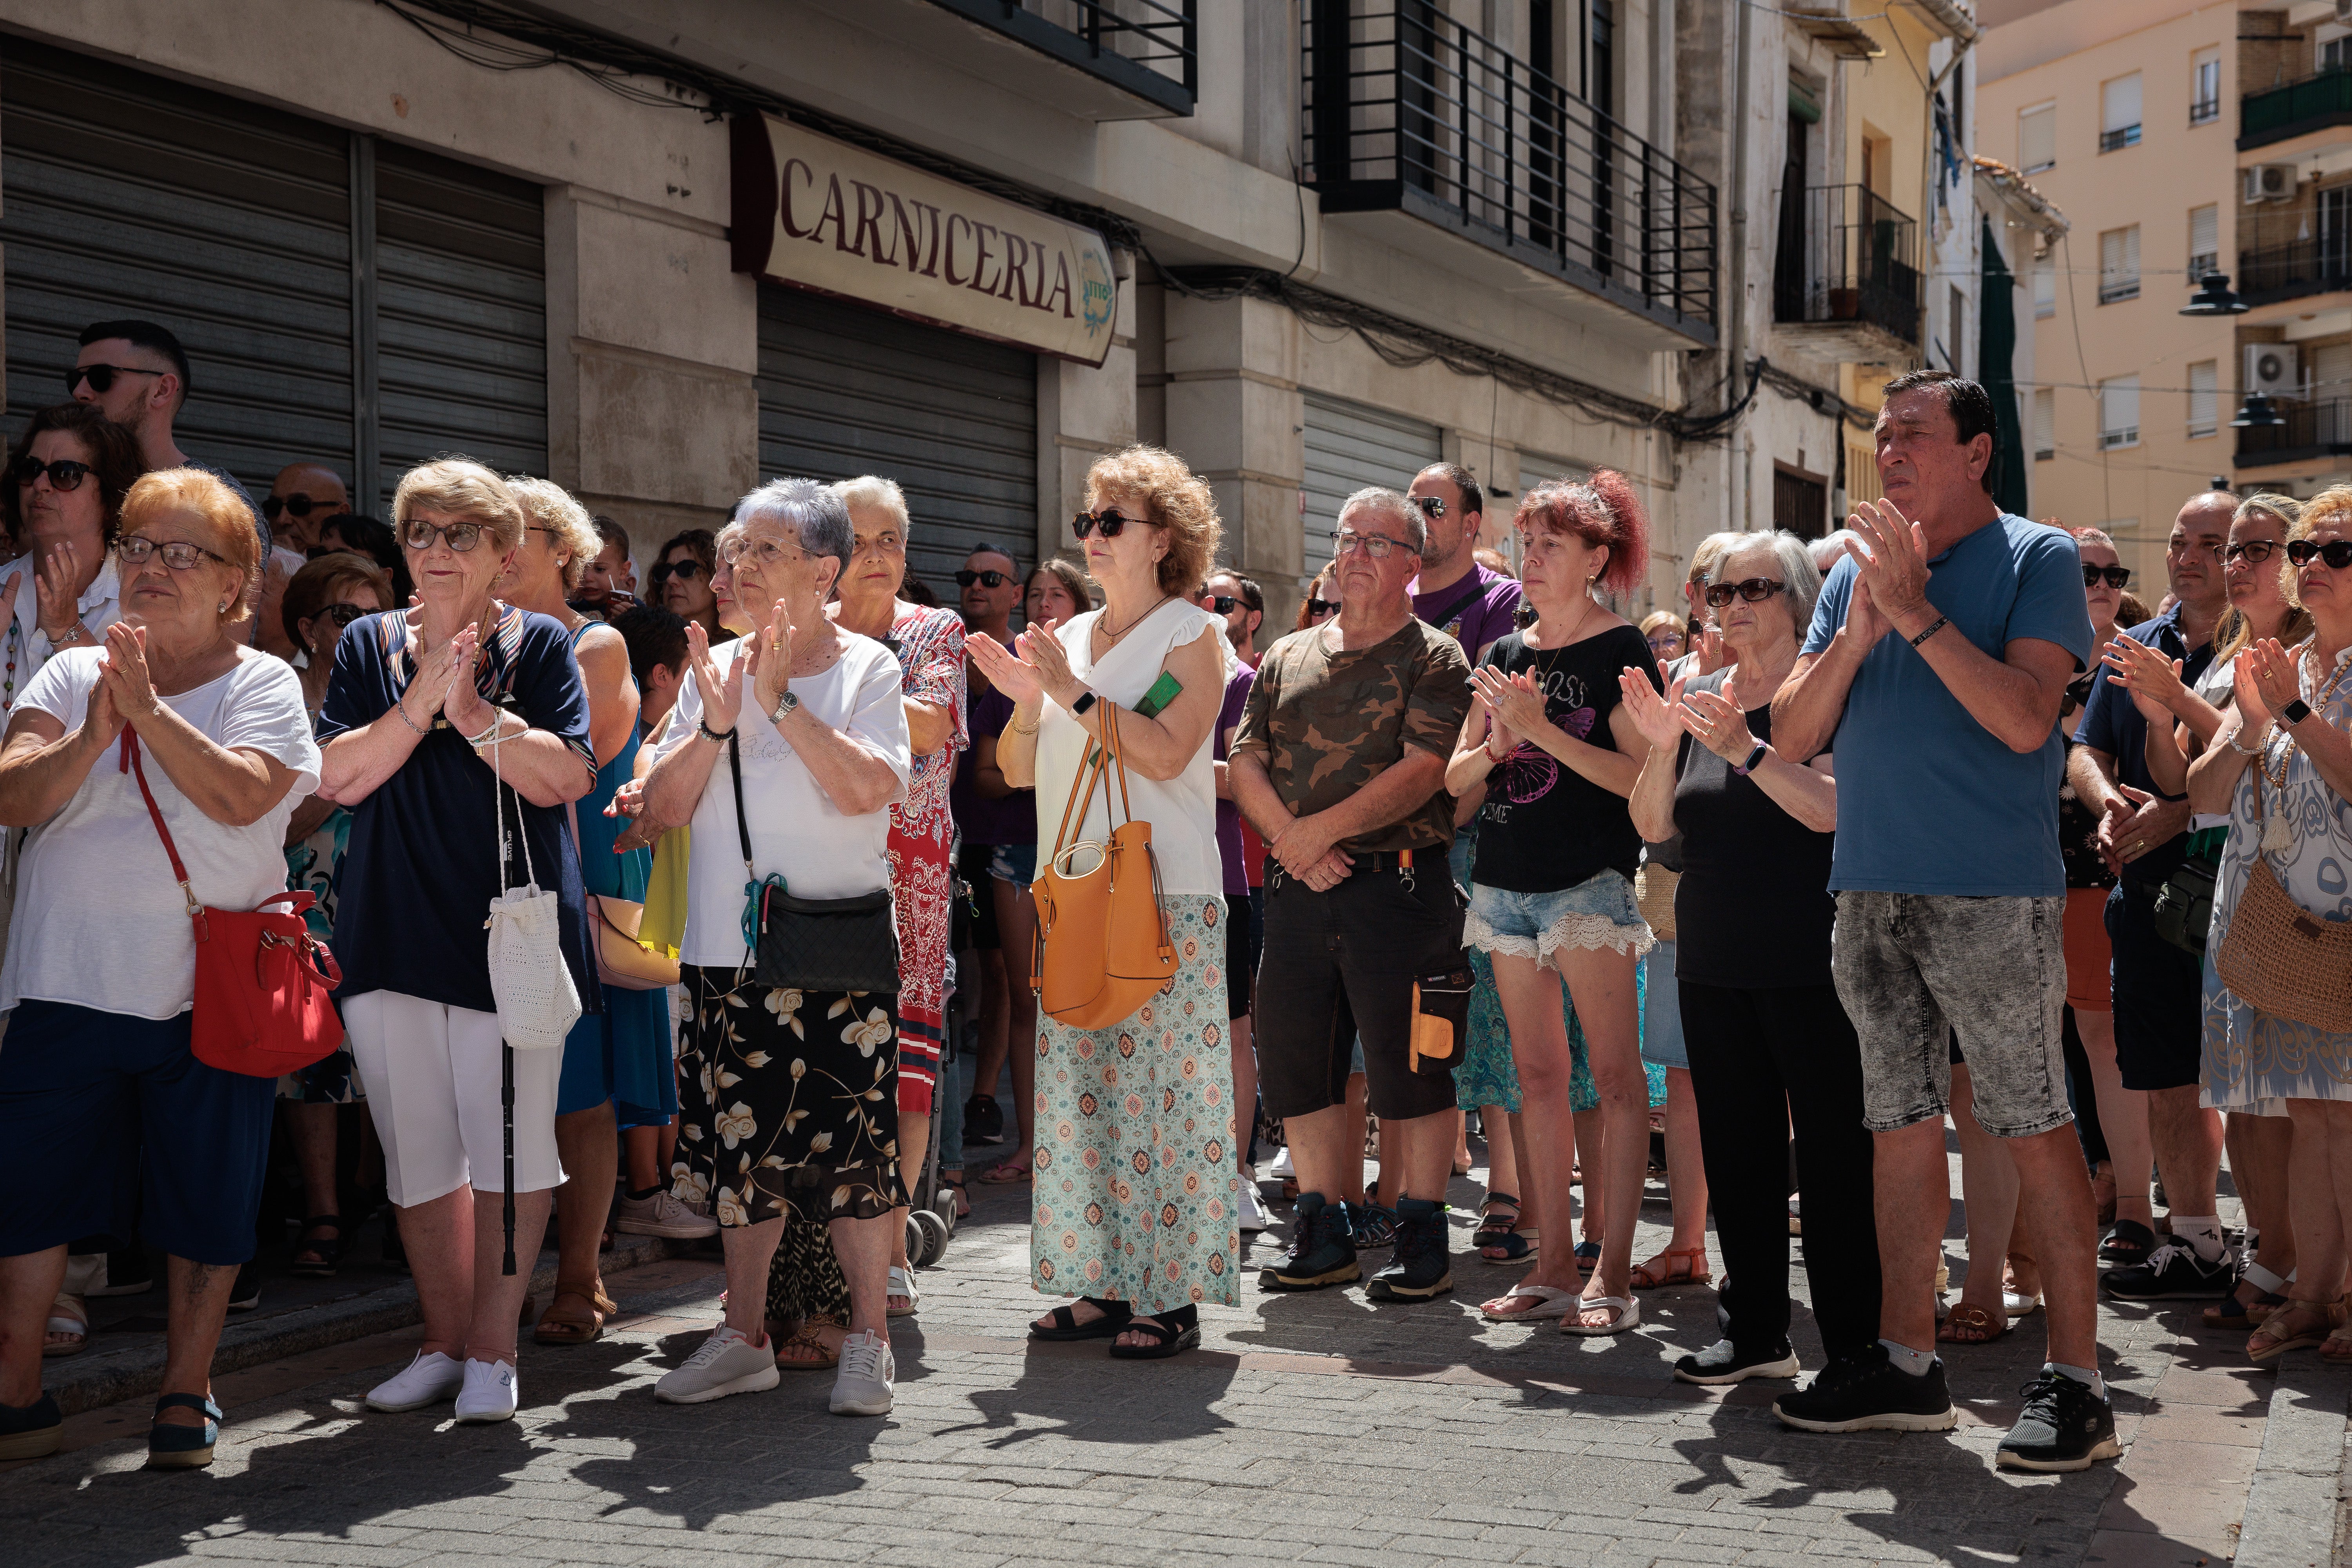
[484,729,581,1050]
[1635,862,1678,944]
[2214,769,2352,1035]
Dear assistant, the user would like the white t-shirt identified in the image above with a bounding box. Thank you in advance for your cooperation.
[650,633,912,967]
[1,648,322,1020]
[1033,599,1229,897]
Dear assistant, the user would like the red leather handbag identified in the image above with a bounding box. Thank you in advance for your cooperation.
[124,733,345,1077]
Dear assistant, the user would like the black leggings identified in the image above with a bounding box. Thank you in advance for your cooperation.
[1681,979,1881,1362]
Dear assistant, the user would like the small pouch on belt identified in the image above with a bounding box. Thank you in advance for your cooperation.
[1408,958,1475,1075]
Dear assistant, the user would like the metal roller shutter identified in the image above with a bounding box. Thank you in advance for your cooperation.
[1301,392,1441,586]
[756,284,1037,601]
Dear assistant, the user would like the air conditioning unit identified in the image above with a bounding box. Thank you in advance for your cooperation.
[2245,163,2298,203]
[2247,343,2301,399]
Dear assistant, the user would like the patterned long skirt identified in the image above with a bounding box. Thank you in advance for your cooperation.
[886,814,951,1118]
[1454,947,1665,1114]
[1030,897,1241,1314]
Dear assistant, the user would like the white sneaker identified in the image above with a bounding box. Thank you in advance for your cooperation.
[655,1327,780,1405]
[366,1350,468,1413]
[454,1358,518,1423]
[1236,1180,1270,1233]
[613,1189,719,1240]
[829,1329,895,1416]
[1268,1146,1295,1180]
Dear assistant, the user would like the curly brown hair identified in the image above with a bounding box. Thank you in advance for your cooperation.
[1083,445,1222,597]
[4,403,146,554]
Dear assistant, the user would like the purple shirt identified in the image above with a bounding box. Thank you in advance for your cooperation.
[1411,563,1523,659]
[1214,663,1257,895]
[949,681,1036,846]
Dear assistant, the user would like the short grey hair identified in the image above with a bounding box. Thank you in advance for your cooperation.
[735,476,852,567]
[1710,529,1824,634]
[1809,530,1860,573]
[1338,486,1426,555]
[833,474,911,535]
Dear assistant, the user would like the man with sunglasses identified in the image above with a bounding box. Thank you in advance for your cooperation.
[1406,465,1521,664]
[2066,489,2235,1303]
[254,464,353,660]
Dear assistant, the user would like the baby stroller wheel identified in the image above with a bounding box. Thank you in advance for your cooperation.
[904,1212,933,1268]
[913,1209,951,1267]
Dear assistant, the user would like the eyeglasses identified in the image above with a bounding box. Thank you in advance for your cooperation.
[115,536,228,570]
[10,456,91,492]
[2081,564,2132,590]
[1648,632,1684,650]
[955,568,1011,588]
[1331,529,1410,559]
[1305,598,1340,618]
[401,519,486,552]
[1704,578,1788,608]
[1203,595,1238,614]
[650,558,708,583]
[263,494,344,523]
[719,535,801,568]
[2286,539,2352,570]
[1073,508,1152,539]
[64,363,162,395]
[2227,540,2282,565]
[1410,494,1448,519]
[319,603,370,628]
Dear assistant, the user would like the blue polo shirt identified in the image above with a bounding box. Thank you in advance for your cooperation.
[2073,601,2212,884]
[1801,513,2093,897]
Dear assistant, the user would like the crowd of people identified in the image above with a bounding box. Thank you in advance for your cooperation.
[0,338,2346,1485]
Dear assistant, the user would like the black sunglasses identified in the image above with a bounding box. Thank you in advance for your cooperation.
[318,603,369,628]
[1305,597,1339,617]
[64,363,163,395]
[2226,540,2281,564]
[650,559,708,584]
[1073,508,1150,539]
[1704,577,1787,608]
[1411,494,1447,519]
[1203,595,1238,614]
[2082,564,2132,590]
[955,568,1010,588]
[264,494,345,523]
[10,456,90,491]
[2286,539,2352,570]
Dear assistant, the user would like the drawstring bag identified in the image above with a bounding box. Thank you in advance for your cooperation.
[483,726,580,1051]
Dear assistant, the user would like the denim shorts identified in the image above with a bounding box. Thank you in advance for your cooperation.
[1464,869,1653,967]
[1637,940,1687,1070]
[988,842,1037,887]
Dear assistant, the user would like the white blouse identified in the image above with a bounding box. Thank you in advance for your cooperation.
[0,550,123,714]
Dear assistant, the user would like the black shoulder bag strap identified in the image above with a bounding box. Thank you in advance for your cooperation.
[1426,577,1489,640]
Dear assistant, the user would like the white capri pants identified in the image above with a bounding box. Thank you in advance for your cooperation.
[345,989,565,1207]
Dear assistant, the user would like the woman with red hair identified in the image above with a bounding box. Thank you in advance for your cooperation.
[1441,470,1663,1336]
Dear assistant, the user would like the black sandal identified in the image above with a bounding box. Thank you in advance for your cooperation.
[289,1216,343,1279]
[1470,1194,1521,1251]
[2099,1219,2156,1269]
[1108,1305,1200,1360]
[1029,1298,1133,1341]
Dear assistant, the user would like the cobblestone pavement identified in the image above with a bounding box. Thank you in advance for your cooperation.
[3,1141,2344,1567]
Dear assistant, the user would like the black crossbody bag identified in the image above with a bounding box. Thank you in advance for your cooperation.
[728,732,900,993]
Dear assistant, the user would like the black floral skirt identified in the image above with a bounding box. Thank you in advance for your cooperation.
[673,964,904,1226]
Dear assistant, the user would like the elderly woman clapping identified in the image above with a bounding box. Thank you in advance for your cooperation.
[639,478,912,1417]
[316,459,599,1428]
[0,470,319,1468]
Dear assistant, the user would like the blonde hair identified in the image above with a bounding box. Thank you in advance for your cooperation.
[2215,492,2311,666]
[833,475,911,535]
[392,458,524,555]
[120,468,260,626]
[1641,610,1686,639]
[506,475,599,591]
[1084,444,1222,596]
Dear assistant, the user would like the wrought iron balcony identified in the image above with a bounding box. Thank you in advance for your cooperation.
[2240,66,2352,151]
[2238,234,2352,307]
[1301,1,1717,343]
[924,0,1195,116]
[1772,184,1921,359]
[2236,396,2352,467]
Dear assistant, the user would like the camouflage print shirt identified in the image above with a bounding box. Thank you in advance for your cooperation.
[1232,617,1474,855]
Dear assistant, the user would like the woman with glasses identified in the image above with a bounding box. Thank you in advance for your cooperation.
[1295,566,1340,630]
[0,469,319,1467]
[1,405,145,717]
[652,529,722,643]
[317,459,599,1426]
[1641,612,1687,665]
[969,445,1236,1359]
[274,552,396,1283]
[2187,488,2352,1364]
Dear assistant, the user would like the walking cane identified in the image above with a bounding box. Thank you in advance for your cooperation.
[502,1038,517,1276]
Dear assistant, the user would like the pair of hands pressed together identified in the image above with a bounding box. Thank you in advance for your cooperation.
[604,607,795,852]
[75,621,169,751]
[1615,664,1763,766]
[1836,498,1936,652]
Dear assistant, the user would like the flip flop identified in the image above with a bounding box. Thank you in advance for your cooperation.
[2249,1302,2336,1363]
[1029,1299,1133,1341]
[1559,1295,1640,1336]
[1478,1283,1578,1322]
[978,1160,1032,1185]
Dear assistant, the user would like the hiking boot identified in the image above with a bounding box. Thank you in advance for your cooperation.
[1259,1192,1359,1291]
[1996,1371,2120,1473]
[964,1094,1004,1147]
[1366,1198,1453,1302]
[655,1327,781,1405]
[1354,1203,1398,1250]
[1773,1345,1958,1434]
[2102,1241,2234,1301]
[1673,1338,1800,1386]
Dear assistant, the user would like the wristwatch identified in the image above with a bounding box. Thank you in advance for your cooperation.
[1070,690,1098,716]
[1734,740,1768,777]
[771,689,801,724]
[2281,698,2313,728]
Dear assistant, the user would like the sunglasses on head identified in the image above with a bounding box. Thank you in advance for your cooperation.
[2082,564,2132,590]
[64,363,162,395]
[2287,538,2352,570]
[650,559,708,583]
[2226,540,2281,564]
[1072,508,1149,539]
[263,493,344,523]
[955,568,1010,588]
[10,456,90,491]
[1704,577,1787,608]
[1305,597,1339,617]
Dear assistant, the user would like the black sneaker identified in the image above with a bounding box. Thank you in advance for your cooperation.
[1259,1192,1360,1292]
[1996,1372,2121,1472]
[1773,1345,1958,1433]
[2102,1240,2235,1301]
[0,1392,62,1461]
[2098,1218,2156,1268]
[1366,1199,1452,1302]
[1354,1203,1398,1250]
[965,1094,1004,1147]
[228,1261,263,1312]
[1674,1338,1801,1386]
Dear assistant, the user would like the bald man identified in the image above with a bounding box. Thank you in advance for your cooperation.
[253,462,352,659]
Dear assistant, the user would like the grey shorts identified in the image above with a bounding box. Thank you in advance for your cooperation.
[1830,891,2071,1139]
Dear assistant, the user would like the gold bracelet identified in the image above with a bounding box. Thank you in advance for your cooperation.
[1008,710,1041,736]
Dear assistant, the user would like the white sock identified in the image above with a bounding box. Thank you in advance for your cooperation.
[2170,1215,2226,1263]
[2048,1360,2107,1400]
[1880,1338,1934,1377]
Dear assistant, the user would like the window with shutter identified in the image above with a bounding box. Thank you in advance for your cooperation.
[2034,262,2057,319]
[2100,376,2140,448]
[2099,226,2141,303]
[2189,205,2219,278]
[2033,388,2055,459]
[2020,103,2056,173]
[2101,74,2142,151]
[2191,50,2220,126]
[2187,361,2218,438]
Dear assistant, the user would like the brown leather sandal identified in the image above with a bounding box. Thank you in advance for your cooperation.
[774,1317,842,1370]
[1628,1245,1711,1291]
[532,1283,618,1346]
[1936,1302,2009,1343]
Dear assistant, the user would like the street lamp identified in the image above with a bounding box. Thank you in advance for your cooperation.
[2181,271,2250,316]
[2230,391,2287,428]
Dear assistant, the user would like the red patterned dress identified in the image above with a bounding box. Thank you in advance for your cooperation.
[884,603,967,1115]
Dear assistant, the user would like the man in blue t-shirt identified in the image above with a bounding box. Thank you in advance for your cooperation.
[1768,370,2114,1474]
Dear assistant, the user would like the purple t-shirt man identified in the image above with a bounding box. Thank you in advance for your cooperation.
[1410,562,1523,661]
[1213,663,1257,895]
[948,682,1036,847]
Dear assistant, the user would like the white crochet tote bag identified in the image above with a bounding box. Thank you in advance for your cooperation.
[483,728,580,1050]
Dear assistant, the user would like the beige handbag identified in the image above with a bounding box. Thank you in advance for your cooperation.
[2215,773,2352,1034]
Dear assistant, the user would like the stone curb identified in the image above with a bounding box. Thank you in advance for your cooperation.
[45,1231,697,1417]
[2234,1360,2352,1568]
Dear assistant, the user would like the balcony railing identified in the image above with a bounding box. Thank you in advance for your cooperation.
[2238,234,2352,306]
[2099,124,2141,152]
[2190,96,2221,126]
[2240,66,2352,150]
[1301,1,1717,339]
[1772,184,1921,347]
[2236,396,2352,466]
[924,0,1196,114]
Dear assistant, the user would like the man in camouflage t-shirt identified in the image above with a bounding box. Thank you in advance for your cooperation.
[1230,487,1473,1304]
